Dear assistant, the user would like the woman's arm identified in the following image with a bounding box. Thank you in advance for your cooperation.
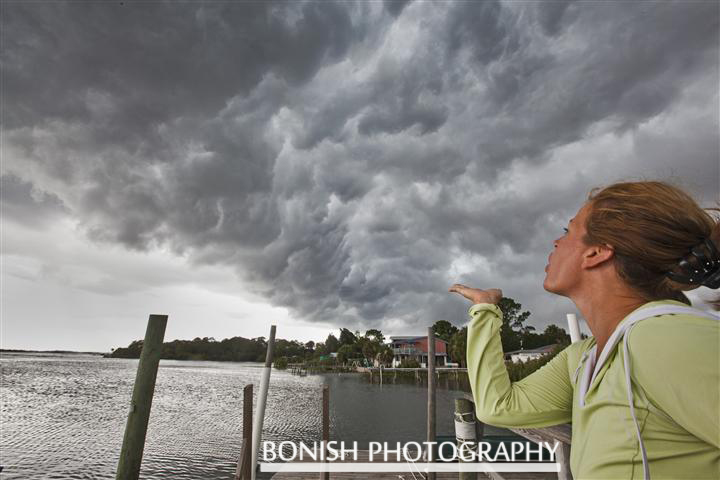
[467,303,574,428]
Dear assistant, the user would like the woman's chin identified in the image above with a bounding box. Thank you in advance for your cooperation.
[542,276,557,293]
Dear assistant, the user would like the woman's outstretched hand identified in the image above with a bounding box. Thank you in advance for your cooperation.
[448,284,503,305]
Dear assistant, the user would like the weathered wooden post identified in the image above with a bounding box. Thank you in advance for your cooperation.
[116,314,168,480]
[379,365,383,386]
[454,398,483,480]
[251,325,276,480]
[321,384,330,480]
[556,443,572,480]
[427,327,436,480]
[235,384,254,480]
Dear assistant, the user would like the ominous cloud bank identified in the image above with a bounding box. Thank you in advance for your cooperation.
[2,1,719,332]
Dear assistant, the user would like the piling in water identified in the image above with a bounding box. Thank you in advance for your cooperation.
[321,384,329,480]
[427,327,436,480]
[235,384,253,480]
[116,314,168,480]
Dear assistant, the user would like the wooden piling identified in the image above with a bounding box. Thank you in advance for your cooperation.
[556,443,572,480]
[321,384,329,480]
[235,384,254,480]
[251,325,276,480]
[427,327,436,480]
[116,314,168,480]
[454,398,483,480]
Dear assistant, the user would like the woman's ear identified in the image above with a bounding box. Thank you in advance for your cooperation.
[582,244,615,269]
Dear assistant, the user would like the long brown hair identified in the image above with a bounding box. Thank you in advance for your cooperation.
[583,181,719,305]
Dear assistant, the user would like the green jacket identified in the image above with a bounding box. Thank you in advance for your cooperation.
[466,299,719,479]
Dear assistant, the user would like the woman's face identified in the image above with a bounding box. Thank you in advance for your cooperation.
[543,202,592,296]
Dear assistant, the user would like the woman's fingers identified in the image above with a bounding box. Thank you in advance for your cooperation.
[448,284,503,305]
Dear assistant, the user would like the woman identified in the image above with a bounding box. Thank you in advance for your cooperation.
[449,181,719,480]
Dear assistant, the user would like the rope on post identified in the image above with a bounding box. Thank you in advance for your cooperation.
[454,411,477,442]
[454,398,479,480]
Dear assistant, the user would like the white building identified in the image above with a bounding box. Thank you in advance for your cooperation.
[504,344,560,363]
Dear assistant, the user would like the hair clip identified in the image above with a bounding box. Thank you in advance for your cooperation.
[666,239,720,289]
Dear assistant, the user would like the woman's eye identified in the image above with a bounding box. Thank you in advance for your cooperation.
[562,227,569,234]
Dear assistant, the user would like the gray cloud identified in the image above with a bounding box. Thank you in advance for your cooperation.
[2,0,718,334]
[0,174,69,228]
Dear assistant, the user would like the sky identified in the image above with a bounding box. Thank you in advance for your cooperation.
[1,0,718,352]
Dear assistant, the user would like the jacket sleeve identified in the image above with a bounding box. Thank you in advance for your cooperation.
[628,316,720,448]
[466,303,574,428]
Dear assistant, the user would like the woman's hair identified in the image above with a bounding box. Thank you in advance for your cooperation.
[584,181,720,305]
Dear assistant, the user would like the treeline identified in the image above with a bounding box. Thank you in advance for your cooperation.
[107,297,581,370]
[443,297,578,368]
[107,336,313,362]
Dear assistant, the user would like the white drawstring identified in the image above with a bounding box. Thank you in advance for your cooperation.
[622,324,651,480]
[572,350,590,384]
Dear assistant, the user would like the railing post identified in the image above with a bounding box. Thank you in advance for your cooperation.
[556,443,572,480]
[116,314,168,480]
[427,327,436,480]
[235,384,254,480]
[251,325,276,480]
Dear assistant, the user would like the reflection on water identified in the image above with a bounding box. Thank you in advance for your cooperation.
[0,353,504,479]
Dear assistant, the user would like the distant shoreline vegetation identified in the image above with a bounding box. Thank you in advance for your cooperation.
[106,336,286,362]
[1,349,104,355]
[105,297,581,377]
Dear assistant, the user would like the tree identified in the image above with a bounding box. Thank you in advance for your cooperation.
[497,297,533,352]
[432,320,459,342]
[361,340,380,364]
[325,334,340,353]
[337,344,355,365]
[339,328,357,347]
[378,346,394,366]
[274,357,288,370]
[449,327,467,367]
[542,325,571,345]
[365,329,385,343]
[498,297,532,331]
[314,342,327,356]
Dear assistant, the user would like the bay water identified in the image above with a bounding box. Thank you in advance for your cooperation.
[0,352,505,479]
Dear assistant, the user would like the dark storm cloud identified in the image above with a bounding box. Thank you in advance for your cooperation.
[0,174,69,228]
[3,1,358,131]
[2,1,718,332]
[384,0,413,18]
